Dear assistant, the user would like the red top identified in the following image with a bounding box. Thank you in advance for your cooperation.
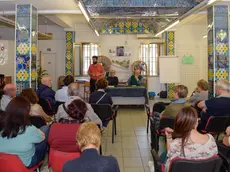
[88,64,104,80]
[48,123,81,153]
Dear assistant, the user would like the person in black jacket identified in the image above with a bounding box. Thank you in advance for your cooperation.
[63,122,120,172]
[107,70,119,87]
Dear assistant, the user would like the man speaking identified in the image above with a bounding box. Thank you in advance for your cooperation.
[88,56,104,93]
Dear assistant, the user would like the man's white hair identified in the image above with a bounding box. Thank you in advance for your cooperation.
[68,83,80,96]
[216,80,230,91]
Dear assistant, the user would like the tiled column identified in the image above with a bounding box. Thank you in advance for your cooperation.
[165,31,176,99]
[65,31,75,75]
[208,5,229,98]
[15,4,38,94]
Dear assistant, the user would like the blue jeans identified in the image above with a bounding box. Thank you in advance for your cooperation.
[27,125,49,168]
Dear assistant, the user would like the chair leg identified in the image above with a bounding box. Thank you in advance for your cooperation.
[112,119,115,144]
[147,116,150,134]
[114,117,117,135]
[99,145,102,155]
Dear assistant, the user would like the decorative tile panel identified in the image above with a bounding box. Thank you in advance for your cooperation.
[15,4,38,94]
[65,31,75,75]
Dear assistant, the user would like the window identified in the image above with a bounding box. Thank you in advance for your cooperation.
[82,43,99,75]
[140,44,159,76]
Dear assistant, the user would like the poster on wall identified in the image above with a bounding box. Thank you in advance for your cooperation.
[0,40,8,66]
[116,46,124,56]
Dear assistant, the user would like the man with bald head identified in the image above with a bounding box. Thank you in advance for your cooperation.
[0,84,16,111]
[37,75,56,106]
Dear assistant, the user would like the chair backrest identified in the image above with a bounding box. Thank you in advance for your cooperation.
[159,117,175,131]
[91,104,113,121]
[30,116,46,128]
[49,148,81,172]
[205,116,229,133]
[38,98,53,116]
[48,123,81,153]
[169,155,222,172]
[0,153,29,172]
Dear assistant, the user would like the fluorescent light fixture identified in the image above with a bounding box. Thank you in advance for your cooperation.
[155,20,179,37]
[95,30,99,36]
[207,0,217,5]
[203,35,207,38]
[78,1,90,22]
[165,20,180,31]
[155,30,165,37]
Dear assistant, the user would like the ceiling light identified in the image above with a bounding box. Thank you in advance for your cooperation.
[95,30,99,36]
[203,35,207,38]
[165,20,180,31]
[78,1,90,22]
[207,0,217,5]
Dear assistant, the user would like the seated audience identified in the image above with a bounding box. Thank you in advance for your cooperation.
[126,67,143,86]
[107,70,119,87]
[89,78,113,105]
[198,80,230,130]
[49,99,87,153]
[56,83,102,126]
[0,84,16,111]
[55,75,74,103]
[161,85,190,118]
[223,126,230,147]
[189,79,208,106]
[37,75,56,106]
[0,96,49,167]
[63,122,120,172]
[19,88,52,123]
[164,107,218,172]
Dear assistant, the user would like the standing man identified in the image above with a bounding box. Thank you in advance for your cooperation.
[88,56,104,93]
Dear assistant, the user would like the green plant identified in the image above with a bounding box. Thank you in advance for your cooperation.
[37,65,48,87]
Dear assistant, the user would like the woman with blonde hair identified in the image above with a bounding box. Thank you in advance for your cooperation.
[63,122,120,172]
[20,88,52,123]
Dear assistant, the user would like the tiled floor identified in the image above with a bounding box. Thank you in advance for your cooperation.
[42,107,152,172]
[101,107,152,172]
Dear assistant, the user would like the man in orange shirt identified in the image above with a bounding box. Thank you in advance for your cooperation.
[88,56,104,93]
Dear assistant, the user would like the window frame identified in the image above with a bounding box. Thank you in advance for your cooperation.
[139,43,160,77]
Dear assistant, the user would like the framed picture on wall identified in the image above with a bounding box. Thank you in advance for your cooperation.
[116,46,124,56]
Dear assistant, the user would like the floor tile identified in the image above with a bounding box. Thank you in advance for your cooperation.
[123,148,141,158]
[123,158,143,167]
[124,167,145,172]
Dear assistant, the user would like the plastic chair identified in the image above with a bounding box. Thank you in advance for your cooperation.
[38,98,54,116]
[91,104,118,144]
[218,142,230,172]
[167,155,222,172]
[150,116,175,151]
[48,148,80,172]
[201,116,229,141]
[0,152,43,172]
[145,104,151,134]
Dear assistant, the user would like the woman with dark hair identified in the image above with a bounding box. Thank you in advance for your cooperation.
[20,88,52,123]
[164,106,218,172]
[0,96,48,168]
[59,99,88,124]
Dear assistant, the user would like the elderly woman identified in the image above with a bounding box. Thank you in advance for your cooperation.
[63,122,120,172]
[189,79,208,106]
[126,67,143,86]
[107,70,119,87]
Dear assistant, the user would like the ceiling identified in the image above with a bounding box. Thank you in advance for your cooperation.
[80,0,206,34]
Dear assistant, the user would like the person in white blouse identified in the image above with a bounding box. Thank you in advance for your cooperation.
[55,75,74,103]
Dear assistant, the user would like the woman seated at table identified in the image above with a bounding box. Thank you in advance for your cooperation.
[126,67,143,86]
[107,70,119,87]
[163,106,218,172]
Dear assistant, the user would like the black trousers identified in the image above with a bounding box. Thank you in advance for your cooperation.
[90,79,97,93]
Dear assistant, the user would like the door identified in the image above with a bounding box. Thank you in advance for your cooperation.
[41,53,57,90]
